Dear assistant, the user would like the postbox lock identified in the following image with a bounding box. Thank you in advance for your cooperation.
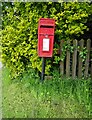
[45,34,48,38]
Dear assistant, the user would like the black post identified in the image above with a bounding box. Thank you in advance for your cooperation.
[41,57,46,81]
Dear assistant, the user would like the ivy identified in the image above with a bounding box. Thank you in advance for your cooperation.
[79,47,88,62]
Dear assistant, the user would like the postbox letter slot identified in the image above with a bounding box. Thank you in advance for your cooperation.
[40,25,53,28]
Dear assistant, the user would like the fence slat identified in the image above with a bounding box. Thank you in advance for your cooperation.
[91,62,92,79]
[84,39,91,77]
[72,40,78,79]
[60,40,64,75]
[66,40,70,77]
[78,39,84,78]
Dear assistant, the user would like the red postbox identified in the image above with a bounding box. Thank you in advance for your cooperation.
[38,18,55,57]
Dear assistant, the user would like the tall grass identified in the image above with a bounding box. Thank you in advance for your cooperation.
[2,67,91,118]
[20,68,91,117]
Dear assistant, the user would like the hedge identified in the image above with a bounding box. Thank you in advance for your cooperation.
[2,2,92,78]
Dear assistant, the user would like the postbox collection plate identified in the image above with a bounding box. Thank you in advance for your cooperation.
[43,38,50,51]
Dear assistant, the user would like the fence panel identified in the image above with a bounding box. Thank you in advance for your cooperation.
[72,40,78,79]
[90,61,92,78]
[84,39,91,77]
[59,39,92,79]
[78,39,84,78]
[66,40,70,77]
[60,40,64,75]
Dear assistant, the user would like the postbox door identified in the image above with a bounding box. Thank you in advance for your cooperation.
[38,35,54,57]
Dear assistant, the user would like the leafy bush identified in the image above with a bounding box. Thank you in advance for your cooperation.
[2,2,92,78]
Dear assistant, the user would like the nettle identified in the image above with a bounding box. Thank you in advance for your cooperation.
[2,2,91,79]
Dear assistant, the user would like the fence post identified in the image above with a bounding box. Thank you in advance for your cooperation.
[66,40,70,77]
[60,40,64,76]
[72,40,78,79]
[78,39,84,78]
[84,39,91,77]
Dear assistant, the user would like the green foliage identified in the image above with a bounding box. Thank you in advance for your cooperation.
[79,47,88,62]
[2,2,92,78]
[55,2,90,38]
[2,67,91,118]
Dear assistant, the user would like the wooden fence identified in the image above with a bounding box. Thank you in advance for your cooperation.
[60,39,92,79]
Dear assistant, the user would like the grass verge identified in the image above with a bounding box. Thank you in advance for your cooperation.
[2,67,91,118]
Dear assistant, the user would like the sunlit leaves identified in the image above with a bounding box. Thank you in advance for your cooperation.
[2,2,92,78]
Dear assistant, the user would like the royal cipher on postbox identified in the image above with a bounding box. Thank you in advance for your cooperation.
[38,18,55,57]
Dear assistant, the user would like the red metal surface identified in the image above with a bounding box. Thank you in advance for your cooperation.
[38,18,55,57]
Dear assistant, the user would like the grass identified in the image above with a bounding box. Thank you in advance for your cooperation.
[2,67,91,118]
